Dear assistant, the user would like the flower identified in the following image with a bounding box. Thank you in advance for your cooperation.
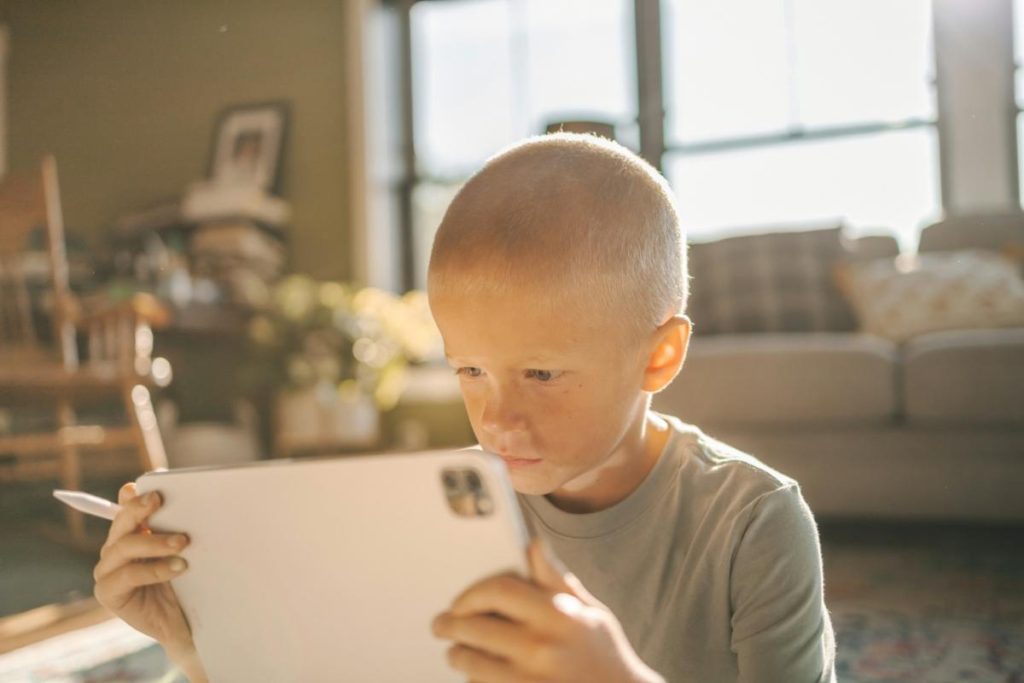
[249,278,442,410]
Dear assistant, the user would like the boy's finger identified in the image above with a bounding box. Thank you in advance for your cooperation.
[94,532,189,581]
[445,644,543,683]
[449,574,571,637]
[94,556,188,609]
[117,482,138,505]
[105,491,161,546]
[432,612,538,664]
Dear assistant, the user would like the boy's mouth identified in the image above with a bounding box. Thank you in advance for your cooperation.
[499,453,543,469]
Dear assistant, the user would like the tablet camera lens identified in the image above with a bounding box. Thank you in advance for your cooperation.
[442,467,492,517]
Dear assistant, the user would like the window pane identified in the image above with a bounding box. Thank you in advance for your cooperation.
[412,181,463,290]
[521,0,635,134]
[662,0,791,143]
[663,0,934,143]
[665,128,940,249]
[412,0,516,178]
[792,0,934,127]
[412,0,636,179]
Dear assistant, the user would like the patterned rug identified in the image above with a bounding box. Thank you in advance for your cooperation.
[2,522,1022,682]
[824,522,1024,682]
[0,620,180,683]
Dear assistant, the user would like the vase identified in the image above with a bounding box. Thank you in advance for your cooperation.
[275,384,380,455]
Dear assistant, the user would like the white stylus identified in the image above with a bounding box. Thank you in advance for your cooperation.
[53,489,122,521]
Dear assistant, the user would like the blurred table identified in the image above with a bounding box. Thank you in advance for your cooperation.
[157,305,475,459]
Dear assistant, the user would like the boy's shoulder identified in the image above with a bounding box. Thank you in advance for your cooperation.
[662,414,799,504]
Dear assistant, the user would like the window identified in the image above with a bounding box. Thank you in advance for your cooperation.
[412,0,636,178]
[387,0,941,289]
[407,0,636,288]
[662,0,939,247]
[664,130,937,243]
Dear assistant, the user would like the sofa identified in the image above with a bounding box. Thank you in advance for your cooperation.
[653,215,1024,523]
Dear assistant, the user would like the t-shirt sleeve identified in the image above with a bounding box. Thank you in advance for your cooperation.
[729,484,837,683]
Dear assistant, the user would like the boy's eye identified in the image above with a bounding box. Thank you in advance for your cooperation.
[526,369,563,383]
[454,366,483,378]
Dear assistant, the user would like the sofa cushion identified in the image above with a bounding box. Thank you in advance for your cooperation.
[687,225,857,335]
[903,327,1024,425]
[653,333,898,425]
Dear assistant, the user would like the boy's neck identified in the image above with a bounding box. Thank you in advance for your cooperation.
[544,413,672,514]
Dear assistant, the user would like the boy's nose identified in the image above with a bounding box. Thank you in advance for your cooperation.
[479,390,528,436]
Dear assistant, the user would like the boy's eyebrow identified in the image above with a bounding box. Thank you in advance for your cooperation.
[445,353,563,364]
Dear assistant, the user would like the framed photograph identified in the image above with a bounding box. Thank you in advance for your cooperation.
[208,101,289,193]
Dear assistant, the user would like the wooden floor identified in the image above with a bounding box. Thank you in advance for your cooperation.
[0,478,122,620]
[0,477,129,658]
[0,598,113,654]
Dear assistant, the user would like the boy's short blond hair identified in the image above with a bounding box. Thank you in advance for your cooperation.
[428,133,687,340]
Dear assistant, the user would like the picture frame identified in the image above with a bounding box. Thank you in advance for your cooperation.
[207,101,289,193]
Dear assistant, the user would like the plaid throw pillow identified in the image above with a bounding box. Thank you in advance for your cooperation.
[687,226,857,335]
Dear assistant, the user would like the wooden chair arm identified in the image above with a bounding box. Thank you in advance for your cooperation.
[70,293,173,379]
[74,292,172,329]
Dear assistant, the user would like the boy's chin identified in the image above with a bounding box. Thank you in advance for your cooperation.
[507,472,556,497]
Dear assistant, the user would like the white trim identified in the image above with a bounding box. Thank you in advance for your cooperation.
[934,0,1018,212]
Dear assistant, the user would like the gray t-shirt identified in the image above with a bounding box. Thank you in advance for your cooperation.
[517,414,837,683]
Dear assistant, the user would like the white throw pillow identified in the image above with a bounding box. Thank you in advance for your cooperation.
[836,249,1024,343]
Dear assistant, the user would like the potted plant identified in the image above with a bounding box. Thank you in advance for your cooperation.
[247,275,441,455]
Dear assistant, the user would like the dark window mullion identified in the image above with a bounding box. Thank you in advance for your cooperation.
[665,117,937,157]
[634,0,665,170]
[399,0,419,292]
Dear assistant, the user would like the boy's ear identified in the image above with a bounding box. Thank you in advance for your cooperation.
[641,315,691,393]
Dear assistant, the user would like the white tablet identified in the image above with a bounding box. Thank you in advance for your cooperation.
[135,449,532,682]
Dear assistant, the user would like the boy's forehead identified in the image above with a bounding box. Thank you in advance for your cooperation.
[437,298,583,352]
[431,285,631,363]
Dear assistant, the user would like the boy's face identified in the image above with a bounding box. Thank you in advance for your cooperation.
[430,281,652,497]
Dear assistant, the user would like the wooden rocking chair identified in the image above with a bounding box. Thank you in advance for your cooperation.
[0,155,171,547]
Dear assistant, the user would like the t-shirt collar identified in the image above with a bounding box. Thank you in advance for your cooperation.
[519,414,690,539]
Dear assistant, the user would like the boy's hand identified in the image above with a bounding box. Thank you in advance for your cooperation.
[93,483,208,682]
[431,539,664,683]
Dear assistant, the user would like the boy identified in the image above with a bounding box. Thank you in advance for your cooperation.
[94,134,837,682]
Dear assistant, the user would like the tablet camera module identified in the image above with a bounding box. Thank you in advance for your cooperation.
[441,467,494,518]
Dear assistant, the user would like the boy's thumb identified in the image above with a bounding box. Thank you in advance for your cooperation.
[528,538,579,597]
[528,538,566,587]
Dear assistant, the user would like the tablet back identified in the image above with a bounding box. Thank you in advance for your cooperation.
[136,449,530,682]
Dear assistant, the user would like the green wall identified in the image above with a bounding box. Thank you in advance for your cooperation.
[2,0,350,280]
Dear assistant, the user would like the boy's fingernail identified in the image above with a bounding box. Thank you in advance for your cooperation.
[144,492,158,505]
[552,592,585,617]
[169,557,187,572]
[167,534,187,548]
